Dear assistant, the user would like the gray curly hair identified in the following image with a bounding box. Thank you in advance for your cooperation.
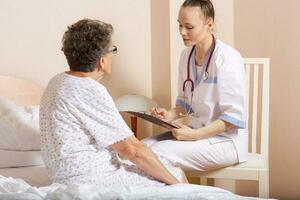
[62,19,113,72]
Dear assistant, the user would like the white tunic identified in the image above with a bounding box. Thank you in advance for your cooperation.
[40,73,182,186]
[143,40,247,171]
[176,40,248,163]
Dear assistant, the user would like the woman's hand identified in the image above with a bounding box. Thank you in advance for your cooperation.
[171,122,197,141]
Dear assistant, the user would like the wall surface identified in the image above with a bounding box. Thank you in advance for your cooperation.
[151,0,171,109]
[0,0,152,100]
[234,0,300,199]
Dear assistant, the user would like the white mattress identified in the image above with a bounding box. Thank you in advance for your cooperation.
[0,165,50,186]
[0,149,43,168]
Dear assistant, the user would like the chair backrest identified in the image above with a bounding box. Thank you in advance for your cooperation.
[243,58,269,162]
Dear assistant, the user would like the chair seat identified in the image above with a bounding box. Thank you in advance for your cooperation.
[185,153,267,180]
[233,153,267,169]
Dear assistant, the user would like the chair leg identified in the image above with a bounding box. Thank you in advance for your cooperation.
[200,177,207,185]
[130,116,137,136]
[186,176,201,185]
[207,178,215,186]
[259,170,269,198]
[215,179,236,193]
[200,178,214,186]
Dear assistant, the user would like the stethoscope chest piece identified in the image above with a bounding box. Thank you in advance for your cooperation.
[203,71,209,81]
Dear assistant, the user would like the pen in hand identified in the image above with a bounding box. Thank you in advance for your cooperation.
[155,103,159,113]
[153,104,160,118]
[150,104,160,117]
[154,105,167,120]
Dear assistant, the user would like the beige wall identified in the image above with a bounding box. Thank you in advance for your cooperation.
[0,0,152,99]
[0,0,154,138]
[151,0,171,109]
[234,0,300,199]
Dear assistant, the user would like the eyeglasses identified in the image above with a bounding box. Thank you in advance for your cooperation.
[108,45,117,54]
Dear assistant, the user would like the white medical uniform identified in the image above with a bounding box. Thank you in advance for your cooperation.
[143,40,247,171]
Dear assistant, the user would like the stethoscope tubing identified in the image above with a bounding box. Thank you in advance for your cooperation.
[182,45,196,93]
[181,34,216,114]
[183,34,216,93]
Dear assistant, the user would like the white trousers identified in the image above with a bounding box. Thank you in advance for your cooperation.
[142,131,238,171]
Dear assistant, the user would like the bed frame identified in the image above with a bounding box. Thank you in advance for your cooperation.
[0,75,44,106]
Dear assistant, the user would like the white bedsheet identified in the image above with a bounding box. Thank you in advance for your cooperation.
[0,176,274,200]
[0,150,43,168]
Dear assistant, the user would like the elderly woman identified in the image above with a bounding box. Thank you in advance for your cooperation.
[40,19,186,186]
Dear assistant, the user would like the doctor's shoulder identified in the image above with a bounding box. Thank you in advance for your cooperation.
[214,40,243,68]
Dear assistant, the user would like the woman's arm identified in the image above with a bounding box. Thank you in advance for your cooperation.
[172,119,235,141]
[110,135,180,185]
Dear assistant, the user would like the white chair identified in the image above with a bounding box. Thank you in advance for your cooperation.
[185,58,270,198]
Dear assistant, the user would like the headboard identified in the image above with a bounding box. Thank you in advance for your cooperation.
[0,75,44,106]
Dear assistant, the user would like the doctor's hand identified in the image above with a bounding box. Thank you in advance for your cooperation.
[171,122,197,141]
[150,107,167,118]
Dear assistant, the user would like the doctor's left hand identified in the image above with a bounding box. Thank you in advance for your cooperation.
[171,122,197,141]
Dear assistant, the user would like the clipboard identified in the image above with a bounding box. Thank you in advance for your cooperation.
[126,111,178,129]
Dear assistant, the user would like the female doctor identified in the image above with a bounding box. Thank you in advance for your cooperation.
[143,0,248,172]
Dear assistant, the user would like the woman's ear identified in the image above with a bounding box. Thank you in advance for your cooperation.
[97,56,105,72]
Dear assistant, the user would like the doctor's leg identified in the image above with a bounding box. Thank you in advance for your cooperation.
[149,138,238,171]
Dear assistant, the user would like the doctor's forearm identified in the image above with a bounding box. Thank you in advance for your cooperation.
[192,119,234,140]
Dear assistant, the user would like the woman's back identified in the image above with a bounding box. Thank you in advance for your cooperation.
[40,73,131,185]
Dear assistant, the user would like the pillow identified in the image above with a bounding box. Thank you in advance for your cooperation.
[0,96,40,150]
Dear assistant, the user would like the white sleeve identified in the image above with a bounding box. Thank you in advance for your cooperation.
[78,87,133,148]
[217,53,247,129]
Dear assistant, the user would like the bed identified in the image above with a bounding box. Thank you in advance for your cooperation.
[0,75,274,200]
[0,75,50,187]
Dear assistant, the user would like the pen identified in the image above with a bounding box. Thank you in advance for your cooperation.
[155,103,159,112]
[156,103,165,119]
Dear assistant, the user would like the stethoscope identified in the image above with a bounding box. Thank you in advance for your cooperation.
[182,34,216,115]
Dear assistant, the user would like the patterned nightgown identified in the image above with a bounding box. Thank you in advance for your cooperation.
[40,73,182,186]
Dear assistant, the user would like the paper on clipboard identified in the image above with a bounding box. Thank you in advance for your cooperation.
[126,111,179,129]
